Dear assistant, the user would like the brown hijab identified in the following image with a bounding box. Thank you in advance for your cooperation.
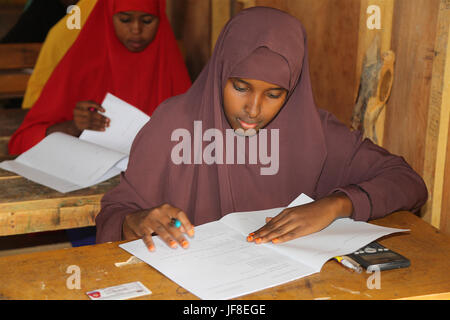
[96,7,427,242]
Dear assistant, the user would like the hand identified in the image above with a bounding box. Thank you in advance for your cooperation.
[122,203,195,252]
[247,193,353,244]
[73,101,110,132]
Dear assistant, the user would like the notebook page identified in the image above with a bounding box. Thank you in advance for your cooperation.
[2,132,126,188]
[119,221,316,300]
[219,194,408,270]
[79,93,150,155]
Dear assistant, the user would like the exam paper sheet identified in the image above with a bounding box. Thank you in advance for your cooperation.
[0,93,148,193]
[119,194,409,300]
[0,133,125,193]
[80,93,150,155]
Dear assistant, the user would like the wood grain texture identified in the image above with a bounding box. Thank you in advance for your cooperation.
[255,0,361,126]
[422,1,450,228]
[0,43,41,70]
[0,176,120,236]
[205,0,360,126]
[167,0,211,80]
[0,212,449,300]
[0,108,27,158]
[353,0,394,146]
[384,0,440,182]
[441,121,450,235]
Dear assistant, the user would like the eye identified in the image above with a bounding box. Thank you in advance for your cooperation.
[266,91,283,99]
[142,18,154,24]
[119,18,131,23]
[232,81,248,93]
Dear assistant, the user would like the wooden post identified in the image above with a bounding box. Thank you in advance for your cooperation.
[423,1,450,229]
[211,0,231,53]
[353,0,394,146]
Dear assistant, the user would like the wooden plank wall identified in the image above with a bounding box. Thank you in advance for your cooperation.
[384,0,440,214]
[422,1,450,231]
[253,0,361,125]
[167,0,211,81]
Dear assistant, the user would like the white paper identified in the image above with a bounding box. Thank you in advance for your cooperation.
[0,133,126,193]
[80,93,150,155]
[119,193,409,300]
[86,281,152,300]
[0,93,147,193]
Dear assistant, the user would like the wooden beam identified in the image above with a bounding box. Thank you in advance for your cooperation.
[383,0,441,224]
[211,0,231,53]
[422,1,450,228]
[0,43,41,70]
[353,0,394,146]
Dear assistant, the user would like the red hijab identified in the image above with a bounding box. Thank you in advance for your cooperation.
[9,0,191,155]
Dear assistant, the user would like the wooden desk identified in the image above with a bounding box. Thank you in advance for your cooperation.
[0,175,119,236]
[0,211,449,300]
[0,108,121,236]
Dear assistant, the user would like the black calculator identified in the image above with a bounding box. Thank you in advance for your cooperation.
[347,242,410,271]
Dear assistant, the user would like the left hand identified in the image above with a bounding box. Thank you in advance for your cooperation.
[247,193,353,244]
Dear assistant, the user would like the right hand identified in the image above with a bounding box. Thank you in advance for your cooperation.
[122,204,195,252]
[73,101,110,132]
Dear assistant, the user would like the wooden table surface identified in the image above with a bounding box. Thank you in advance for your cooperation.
[0,174,119,236]
[0,211,449,300]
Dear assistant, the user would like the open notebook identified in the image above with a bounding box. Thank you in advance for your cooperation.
[0,93,150,193]
[120,194,409,300]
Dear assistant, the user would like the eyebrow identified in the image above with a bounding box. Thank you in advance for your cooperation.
[118,12,154,18]
[235,79,285,91]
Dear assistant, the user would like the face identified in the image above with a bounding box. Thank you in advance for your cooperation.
[223,78,288,133]
[112,11,159,52]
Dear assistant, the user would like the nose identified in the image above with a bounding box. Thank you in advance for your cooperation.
[244,93,262,119]
[130,20,142,35]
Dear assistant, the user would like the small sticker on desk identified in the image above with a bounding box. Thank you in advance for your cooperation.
[86,281,152,300]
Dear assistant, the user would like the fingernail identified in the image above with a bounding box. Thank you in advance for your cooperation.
[188,229,195,237]
[255,238,262,244]
[148,245,155,252]
[181,240,189,249]
[170,240,178,249]
[247,235,254,242]
[249,232,255,236]
[272,238,279,244]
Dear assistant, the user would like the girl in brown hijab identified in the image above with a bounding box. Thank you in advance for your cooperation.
[96,7,427,250]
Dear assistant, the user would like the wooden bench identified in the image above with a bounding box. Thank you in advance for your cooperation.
[0,43,41,99]
[0,107,28,157]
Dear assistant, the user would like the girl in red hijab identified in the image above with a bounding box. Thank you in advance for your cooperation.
[9,0,191,155]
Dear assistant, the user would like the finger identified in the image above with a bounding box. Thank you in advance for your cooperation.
[164,216,190,249]
[255,219,298,244]
[85,101,105,113]
[270,226,312,244]
[91,112,110,124]
[154,222,179,249]
[250,210,292,240]
[142,233,155,252]
[175,210,195,238]
[89,118,108,131]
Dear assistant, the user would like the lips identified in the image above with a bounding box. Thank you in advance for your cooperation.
[128,40,145,50]
[238,118,258,130]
